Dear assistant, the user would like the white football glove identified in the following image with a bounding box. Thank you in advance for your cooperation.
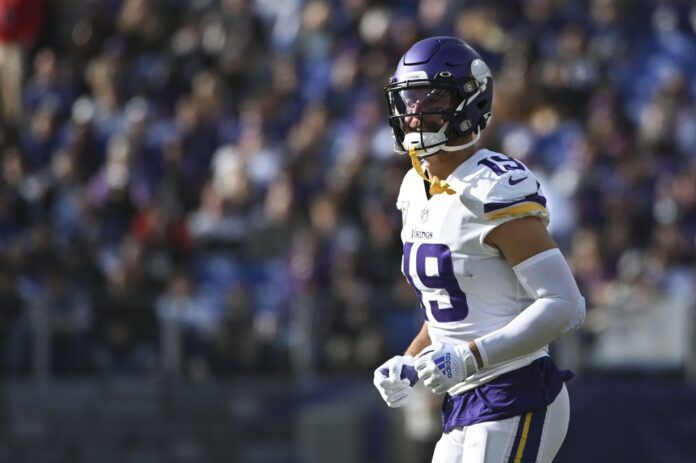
[414,342,479,395]
[373,355,418,408]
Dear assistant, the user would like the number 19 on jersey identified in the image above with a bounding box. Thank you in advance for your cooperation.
[403,242,469,323]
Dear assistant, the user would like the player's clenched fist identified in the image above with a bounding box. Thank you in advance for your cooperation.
[373,355,418,408]
[414,342,479,395]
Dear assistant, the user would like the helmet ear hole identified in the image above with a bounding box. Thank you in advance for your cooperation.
[476,99,488,110]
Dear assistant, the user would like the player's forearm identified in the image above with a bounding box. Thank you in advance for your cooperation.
[475,296,578,367]
[404,323,431,357]
[474,249,585,368]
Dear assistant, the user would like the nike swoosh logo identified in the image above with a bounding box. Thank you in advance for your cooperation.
[508,176,528,185]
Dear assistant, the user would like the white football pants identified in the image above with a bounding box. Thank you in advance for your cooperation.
[431,385,569,463]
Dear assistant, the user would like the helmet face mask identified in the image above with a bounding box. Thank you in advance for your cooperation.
[393,86,453,132]
[385,77,466,156]
[385,37,493,158]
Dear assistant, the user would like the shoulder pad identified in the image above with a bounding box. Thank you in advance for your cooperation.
[460,153,549,225]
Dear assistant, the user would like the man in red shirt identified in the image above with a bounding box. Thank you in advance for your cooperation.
[0,0,44,127]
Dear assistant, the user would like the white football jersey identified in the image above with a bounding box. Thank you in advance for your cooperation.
[397,149,551,395]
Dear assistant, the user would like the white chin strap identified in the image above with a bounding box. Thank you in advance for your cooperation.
[441,128,481,151]
[403,125,481,158]
[403,129,447,157]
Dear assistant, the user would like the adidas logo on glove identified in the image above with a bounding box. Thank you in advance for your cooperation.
[434,353,452,378]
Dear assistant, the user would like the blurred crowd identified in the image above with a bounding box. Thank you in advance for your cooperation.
[0,0,694,379]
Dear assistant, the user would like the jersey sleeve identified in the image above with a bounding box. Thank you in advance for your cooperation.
[480,170,549,226]
[459,154,550,253]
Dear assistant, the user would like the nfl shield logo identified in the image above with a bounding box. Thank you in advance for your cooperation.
[420,208,429,223]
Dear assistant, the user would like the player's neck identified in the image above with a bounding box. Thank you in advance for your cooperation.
[424,144,478,180]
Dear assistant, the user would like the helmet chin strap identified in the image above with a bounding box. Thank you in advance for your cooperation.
[404,125,480,157]
[403,123,449,157]
[439,127,481,152]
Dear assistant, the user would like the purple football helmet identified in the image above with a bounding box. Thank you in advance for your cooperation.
[385,37,493,157]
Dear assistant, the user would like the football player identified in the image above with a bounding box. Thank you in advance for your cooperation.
[373,37,585,463]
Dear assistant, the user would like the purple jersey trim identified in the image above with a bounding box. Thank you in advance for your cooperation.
[441,356,572,432]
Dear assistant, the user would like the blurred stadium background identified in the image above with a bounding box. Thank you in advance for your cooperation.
[0,0,695,462]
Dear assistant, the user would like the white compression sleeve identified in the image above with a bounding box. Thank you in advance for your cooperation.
[475,248,586,368]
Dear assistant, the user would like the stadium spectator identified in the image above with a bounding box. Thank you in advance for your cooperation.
[0,0,44,128]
